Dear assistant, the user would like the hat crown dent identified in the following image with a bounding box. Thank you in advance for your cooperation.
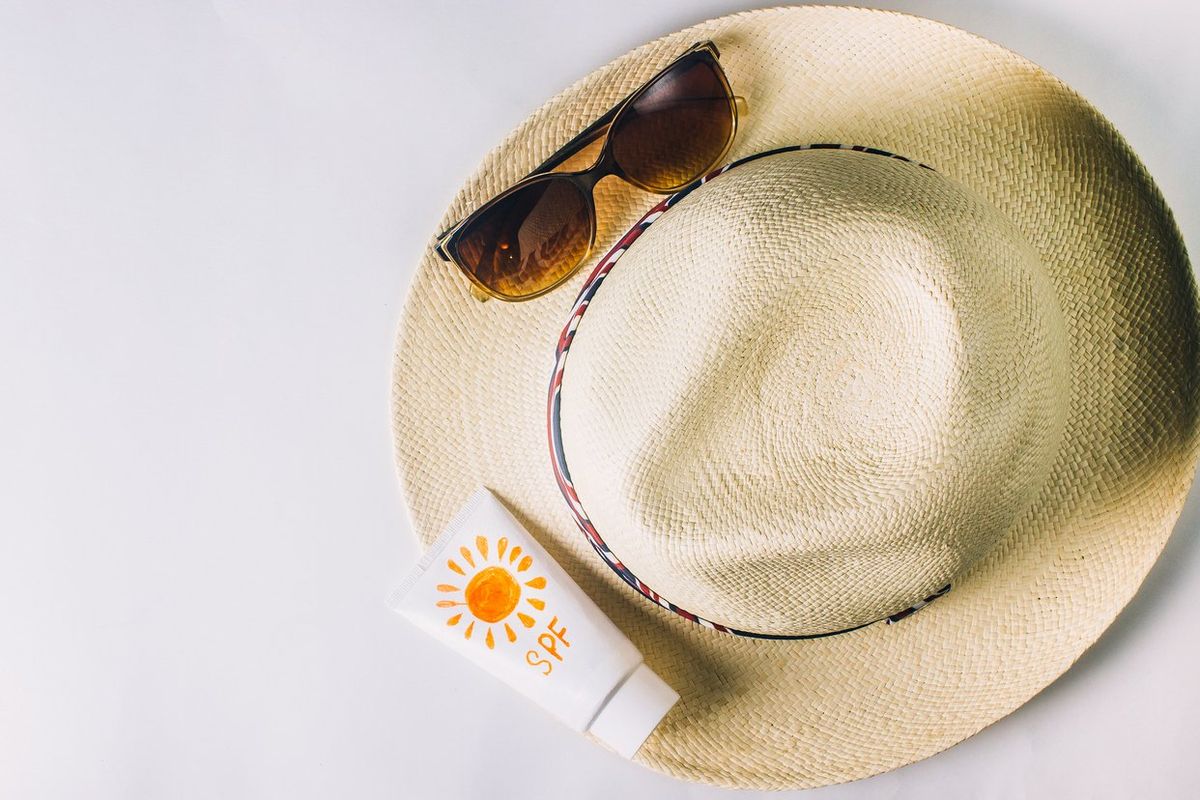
[557,149,1069,636]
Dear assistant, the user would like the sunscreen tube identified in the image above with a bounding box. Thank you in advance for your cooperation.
[389,487,679,758]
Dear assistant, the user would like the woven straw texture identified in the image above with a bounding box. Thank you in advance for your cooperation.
[559,149,1070,637]
[392,6,1200,789]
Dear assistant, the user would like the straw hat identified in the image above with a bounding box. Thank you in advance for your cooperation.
[392,6,1200,789]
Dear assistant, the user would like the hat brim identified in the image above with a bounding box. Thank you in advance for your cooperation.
[391,6,1200,789]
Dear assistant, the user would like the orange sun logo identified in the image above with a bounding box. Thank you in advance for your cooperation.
[437,535,547,649]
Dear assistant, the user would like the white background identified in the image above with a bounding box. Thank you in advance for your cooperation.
[1,1,1198,798]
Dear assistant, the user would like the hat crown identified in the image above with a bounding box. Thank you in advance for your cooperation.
[558,149,1069,636]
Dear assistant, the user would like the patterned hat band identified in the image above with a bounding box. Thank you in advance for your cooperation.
[546,144,952,640]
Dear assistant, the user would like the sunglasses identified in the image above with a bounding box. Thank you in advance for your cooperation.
[434,41,741,302]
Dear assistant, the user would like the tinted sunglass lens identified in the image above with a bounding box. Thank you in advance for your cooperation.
[610,56,734,192]
[451,178,593,299]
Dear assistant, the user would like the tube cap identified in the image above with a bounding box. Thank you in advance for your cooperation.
[587,662,680,758]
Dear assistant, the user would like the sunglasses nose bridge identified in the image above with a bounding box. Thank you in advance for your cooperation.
[574,146,618,195]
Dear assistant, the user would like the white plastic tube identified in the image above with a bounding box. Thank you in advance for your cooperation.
[389,487,678,758]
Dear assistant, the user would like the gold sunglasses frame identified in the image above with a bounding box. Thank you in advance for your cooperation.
[433,40,740,302]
